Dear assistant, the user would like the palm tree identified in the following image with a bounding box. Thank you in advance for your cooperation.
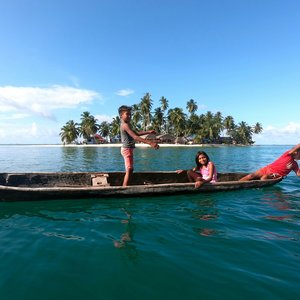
[60,120,80,144]
[79,111,99,140]
[110,116,121,141]
[185,113,201,136]
[152,107,164,133]
[159,96,169,133]
[99,121,110,140]
[223,116,235,133]
[234,121,254,144]
[167,107,186,137]
[253,122,263,134]
[139,92,153,130]
[186,99,198,115]
[160,96,169,112]
[212,112,224,141]
[131,104,142,128]
[203,111,214,141]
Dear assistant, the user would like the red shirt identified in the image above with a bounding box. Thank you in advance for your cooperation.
[266,150,299,177]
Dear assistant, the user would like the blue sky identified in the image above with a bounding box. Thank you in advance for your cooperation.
[0,0,299,144]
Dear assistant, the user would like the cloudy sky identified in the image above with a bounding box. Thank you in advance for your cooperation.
[0,0,299,144]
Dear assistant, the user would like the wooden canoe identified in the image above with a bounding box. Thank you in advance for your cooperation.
[0,171,283,202]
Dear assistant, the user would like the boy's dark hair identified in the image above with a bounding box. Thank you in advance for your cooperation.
[118,105,132,116]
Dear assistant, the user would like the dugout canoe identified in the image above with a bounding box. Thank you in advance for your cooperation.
[0,171,283,202]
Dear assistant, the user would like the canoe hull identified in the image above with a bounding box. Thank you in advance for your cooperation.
[0,172,282,202]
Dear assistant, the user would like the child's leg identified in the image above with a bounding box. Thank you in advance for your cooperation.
[261,173,281,180]
[187,170,202,182]
[121,148,134,186]
[239,173,257,181]
[123,168,133,186]
[239,168,265,181]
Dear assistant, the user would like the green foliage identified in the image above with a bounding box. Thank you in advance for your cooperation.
[60,120,80,144]
[79,111,99,140]
[59,93,263,145]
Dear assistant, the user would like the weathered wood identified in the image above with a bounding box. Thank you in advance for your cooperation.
[0,172,282,202]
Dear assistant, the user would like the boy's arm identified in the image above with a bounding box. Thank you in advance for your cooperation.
[123,123,159,148]
[137,130,156,136]
[288,144,300,155]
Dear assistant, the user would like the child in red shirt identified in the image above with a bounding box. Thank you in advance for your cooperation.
[240,144,300,181]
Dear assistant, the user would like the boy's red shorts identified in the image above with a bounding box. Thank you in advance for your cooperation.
[121,148,134,170]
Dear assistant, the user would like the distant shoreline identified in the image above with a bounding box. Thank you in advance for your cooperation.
[62,143,247,148]
[0,143,290,147]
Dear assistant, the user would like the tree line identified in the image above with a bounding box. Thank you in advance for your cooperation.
[60,92,262,144]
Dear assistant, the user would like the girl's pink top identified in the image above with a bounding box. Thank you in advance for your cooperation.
[198,162,217,182]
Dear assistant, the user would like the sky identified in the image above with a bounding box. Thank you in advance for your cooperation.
[0,0,299,145]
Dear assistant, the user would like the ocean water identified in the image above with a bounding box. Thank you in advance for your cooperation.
[0,145,299,300]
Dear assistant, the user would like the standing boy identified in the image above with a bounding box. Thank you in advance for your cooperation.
[119,105,159,186]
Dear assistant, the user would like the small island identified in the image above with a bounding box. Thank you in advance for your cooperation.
[60,93,262,146]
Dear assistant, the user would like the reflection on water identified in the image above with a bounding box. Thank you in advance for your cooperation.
[42,232,84,241]
[60,147,106,172]
[60,147,124,172]
[262,188,300,223]
[0,144,295,173]
[113,209,135,250]
[60,147,81,172]
[108,206,139,259]
[190,196,219,237]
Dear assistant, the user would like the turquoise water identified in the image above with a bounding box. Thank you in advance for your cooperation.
[0,145,299,300]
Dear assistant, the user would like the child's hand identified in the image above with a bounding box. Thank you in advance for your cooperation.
[151,142,159,149]
[176,170,184,174]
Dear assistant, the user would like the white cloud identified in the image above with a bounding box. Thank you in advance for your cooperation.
[0,122,59,144]
[198,104,208,110]
[95,114,114,123]
[0,85,101,120]
[68,75,81,88]
[115,88,134,97]
[0,113,30,120]
[284,122,300,133]
[254,122,300,145]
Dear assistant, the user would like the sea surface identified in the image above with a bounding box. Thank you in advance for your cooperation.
[0,145,299,300]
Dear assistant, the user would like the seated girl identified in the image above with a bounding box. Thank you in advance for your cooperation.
[177,151,217,188]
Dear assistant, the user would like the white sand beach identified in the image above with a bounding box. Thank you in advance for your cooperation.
[62,143,243,148]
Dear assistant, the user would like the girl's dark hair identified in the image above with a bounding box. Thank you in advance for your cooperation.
[195,151,210,167]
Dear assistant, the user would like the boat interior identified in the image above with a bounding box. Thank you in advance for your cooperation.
[0,172,246,188]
